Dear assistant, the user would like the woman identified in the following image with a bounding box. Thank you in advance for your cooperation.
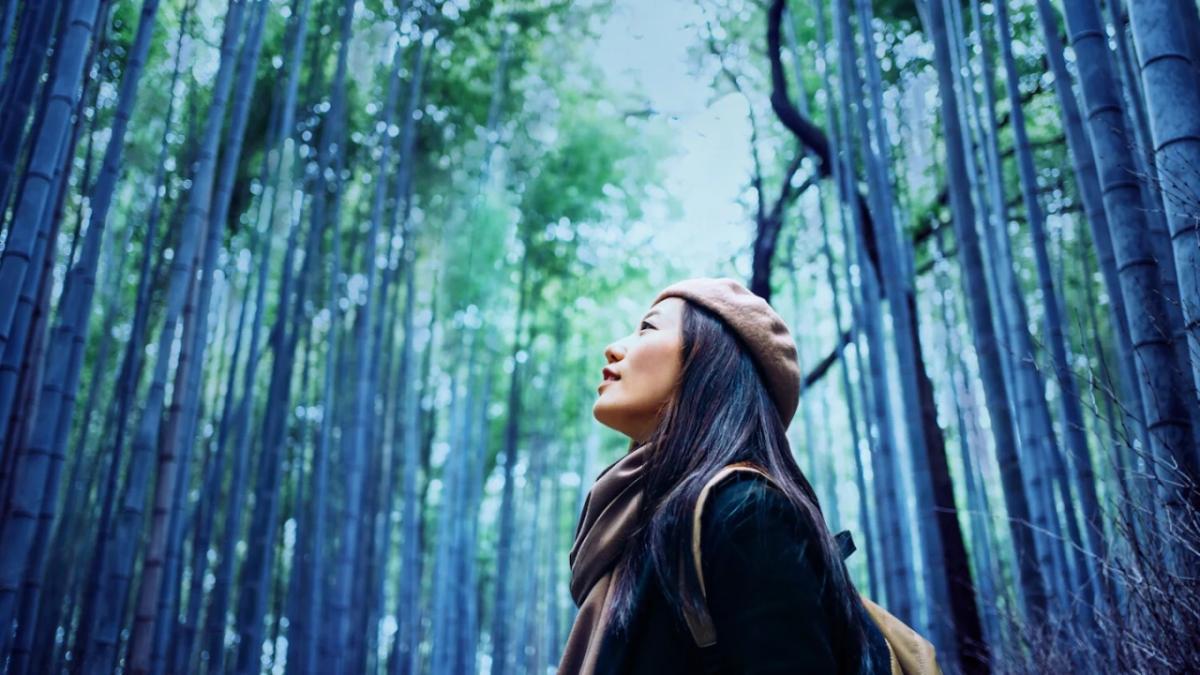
[560,278,893,674]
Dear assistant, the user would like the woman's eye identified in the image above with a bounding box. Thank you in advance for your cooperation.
[639,321,655,332]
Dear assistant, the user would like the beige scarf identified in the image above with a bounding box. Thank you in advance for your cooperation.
[559,441,653,674]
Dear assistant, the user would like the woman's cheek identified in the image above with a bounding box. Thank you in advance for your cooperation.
[644,351,679,403]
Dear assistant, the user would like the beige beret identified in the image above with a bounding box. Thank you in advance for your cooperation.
[652,277,800,427]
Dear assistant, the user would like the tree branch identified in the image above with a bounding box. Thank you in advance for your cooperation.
[766,0,882,280]
[707,21,768,224]
[803,329,853,388]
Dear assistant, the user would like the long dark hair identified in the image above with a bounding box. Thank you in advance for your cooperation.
[606,299,872,671]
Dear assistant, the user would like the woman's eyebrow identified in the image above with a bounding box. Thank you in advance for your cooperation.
[641,310,661,323]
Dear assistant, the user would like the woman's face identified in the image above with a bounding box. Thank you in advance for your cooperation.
[593,297,685,443]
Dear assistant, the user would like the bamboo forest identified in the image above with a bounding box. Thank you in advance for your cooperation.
[3,0,1200,672]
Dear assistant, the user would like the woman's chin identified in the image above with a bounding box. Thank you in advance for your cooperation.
[592,398,623,431]
[592,398,612,424]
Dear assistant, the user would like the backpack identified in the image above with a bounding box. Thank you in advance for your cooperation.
[681,461,942,675]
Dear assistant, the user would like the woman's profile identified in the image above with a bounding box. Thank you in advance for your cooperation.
[558,277,899,674]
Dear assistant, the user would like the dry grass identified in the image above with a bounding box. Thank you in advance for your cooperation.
[979,449,1200,675]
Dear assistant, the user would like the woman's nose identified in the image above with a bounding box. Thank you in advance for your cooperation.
[604,341,625,364]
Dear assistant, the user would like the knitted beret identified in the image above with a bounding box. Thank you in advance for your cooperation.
[652,277,800,427]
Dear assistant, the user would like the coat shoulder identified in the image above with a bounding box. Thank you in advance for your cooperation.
[697,471,828,609]
[700,471,818,544]
[693,472,845,671]
[698,472,895,674]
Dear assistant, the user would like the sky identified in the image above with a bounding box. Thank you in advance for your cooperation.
[592,0,758,279]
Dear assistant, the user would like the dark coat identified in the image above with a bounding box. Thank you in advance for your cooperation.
[591,473,892,674]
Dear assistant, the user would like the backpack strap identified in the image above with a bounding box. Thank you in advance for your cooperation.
[682,461,778,647]
[860,596,939,675]
[684,462,930,675]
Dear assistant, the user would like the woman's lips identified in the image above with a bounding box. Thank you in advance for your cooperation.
[599,367,620,393]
